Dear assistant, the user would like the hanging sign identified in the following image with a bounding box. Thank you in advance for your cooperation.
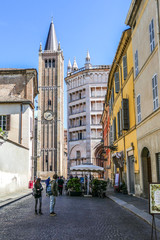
[149,183,160,214]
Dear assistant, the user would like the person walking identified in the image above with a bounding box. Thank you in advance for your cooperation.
[33,178,43,215]
[50,174,58,216]
[45,177,50,195]
[58,176,64,195]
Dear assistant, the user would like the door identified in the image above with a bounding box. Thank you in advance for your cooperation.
[128,155,135,194]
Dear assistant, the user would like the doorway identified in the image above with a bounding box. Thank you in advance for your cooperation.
[141,147,152,198]
[128,155,135,194]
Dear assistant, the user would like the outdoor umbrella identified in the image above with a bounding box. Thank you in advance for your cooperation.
[70,164,104,195]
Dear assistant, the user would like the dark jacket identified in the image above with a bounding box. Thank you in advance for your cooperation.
[34,182,43,198]
[58,178,64,188]
[50,180,58,196]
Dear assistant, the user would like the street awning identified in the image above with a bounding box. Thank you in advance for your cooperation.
[70,164,104,172]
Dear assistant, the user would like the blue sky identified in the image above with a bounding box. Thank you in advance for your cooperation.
[0,0,131,128]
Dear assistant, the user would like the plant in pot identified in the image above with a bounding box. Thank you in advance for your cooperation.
[67,178,82,196]
[91,179,107,197]
[120,181,128,194]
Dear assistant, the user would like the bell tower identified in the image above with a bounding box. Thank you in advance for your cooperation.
[37,20,64,179]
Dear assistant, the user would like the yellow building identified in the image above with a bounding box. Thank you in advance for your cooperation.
[106,28,140,195]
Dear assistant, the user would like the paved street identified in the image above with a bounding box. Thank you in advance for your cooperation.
[0,193,159,240]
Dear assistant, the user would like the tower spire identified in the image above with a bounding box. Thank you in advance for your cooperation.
[44,20,58,52]
[72,57,78,71]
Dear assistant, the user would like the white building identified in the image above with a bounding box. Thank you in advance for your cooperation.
[65,52,110,176]
[0,69,38,195]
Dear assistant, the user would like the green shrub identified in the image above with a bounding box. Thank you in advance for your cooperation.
[67,178,81,192]
[91,179,107,196]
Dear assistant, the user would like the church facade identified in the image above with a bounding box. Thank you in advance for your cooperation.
[37,21,64,179]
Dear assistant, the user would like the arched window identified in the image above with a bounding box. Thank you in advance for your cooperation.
[49,59,51,68]
[45,60,48,68]
[52,59,55,68]
[48,99,52,106]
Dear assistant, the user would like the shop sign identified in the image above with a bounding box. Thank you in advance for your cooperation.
[149,183,160,214]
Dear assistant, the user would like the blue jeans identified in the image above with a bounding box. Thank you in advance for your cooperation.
[50,195,56,213]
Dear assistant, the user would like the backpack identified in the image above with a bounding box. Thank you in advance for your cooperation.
[46,183,52,195]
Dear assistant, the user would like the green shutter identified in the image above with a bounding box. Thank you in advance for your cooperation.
[122,99,129,130]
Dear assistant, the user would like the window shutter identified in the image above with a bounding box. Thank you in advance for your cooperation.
[115,72,120,93]
[109,125,113,145]
[117,111,120,137]
[6,115,10,131]
[122,98,129,130]
[114,117,116,141]
[120,109,122,135]
[135,50,139,77]
[123,55,127,80]
[152,74,159,110]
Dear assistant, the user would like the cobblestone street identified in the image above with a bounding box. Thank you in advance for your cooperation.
[1,193,159,240]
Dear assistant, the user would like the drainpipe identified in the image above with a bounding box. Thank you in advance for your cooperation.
[19,104,23,144]
[156,0,160,71]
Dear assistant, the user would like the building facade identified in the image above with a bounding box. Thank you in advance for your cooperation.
[126,0,160,197]
[105,29,140,195]
[0,68,38,194]
[37,21,64,179]
[65,52,110,177]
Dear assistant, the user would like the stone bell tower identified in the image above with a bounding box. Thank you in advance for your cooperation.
[37,20,64,179]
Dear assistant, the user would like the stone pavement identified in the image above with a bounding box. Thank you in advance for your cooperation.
[1,185,160,233]
[0,188,32,208]
[106,187,160,231]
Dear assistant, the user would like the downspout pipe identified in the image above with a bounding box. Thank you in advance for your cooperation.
[156,0,160,71]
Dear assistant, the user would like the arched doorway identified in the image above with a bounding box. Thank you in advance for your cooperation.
[141,147,152,198]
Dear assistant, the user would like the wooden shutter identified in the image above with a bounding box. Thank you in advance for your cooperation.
[122,98,129,130]
[114,72,120,93]
[109,125,113,145]
[114,117,116,141]
[123,55,127,80]
[120,109,122,135]
[6,115,10,131]
[117,111,120,137]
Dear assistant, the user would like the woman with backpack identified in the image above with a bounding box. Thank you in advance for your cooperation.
[33,178,43,215]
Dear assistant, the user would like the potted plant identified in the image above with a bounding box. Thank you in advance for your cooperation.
[120,181,128,194]
[91,179,107,197]
[67,178,82,196]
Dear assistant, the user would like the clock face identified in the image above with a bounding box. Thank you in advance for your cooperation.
[44,111,54,121]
